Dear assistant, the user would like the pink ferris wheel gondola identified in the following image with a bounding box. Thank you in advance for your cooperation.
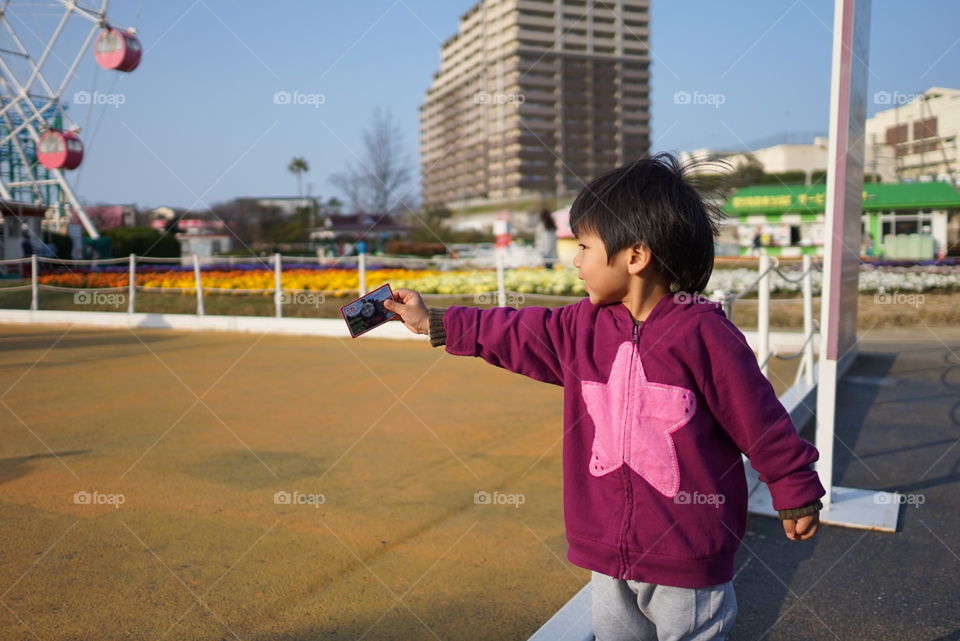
[94,27,142,72]
[37,130,84,170]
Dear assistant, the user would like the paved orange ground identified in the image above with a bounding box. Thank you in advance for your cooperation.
[0,323,797,640]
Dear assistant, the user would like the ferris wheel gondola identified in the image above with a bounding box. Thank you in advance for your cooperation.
[94,26,142,72]
[37,129,84,170]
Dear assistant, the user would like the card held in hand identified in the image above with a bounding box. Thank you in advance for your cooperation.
[340,283,398,338]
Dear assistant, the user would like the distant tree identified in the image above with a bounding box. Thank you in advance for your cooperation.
[103,227,180,258]
[728,154,766,188]
[288,157,310,198]
[209,198,283,250]
[330,107,414,214]
[47,233,73,259]
[760,170,806,185]
[163,213,181,234]
[320,196,343,216]
[407,205,452,243]
[405,204,491,245]
[687,154,765,200]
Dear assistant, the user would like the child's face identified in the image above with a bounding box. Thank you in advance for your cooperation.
[572,230,631,306]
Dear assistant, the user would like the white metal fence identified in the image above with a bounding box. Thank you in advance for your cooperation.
[0,250,578,314]
[715,254,819,387]
[0,252,820,384]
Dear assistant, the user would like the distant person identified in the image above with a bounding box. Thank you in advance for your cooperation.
[751,231,762,257]
[385,153,823,641]
[535,207,558,269]
[20,229,33,278]
[862,232,875,257]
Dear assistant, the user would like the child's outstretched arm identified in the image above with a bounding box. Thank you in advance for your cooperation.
[385,288,574,386]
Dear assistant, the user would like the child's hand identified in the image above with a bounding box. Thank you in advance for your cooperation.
[782,513,819,541]
[383,288,430,335]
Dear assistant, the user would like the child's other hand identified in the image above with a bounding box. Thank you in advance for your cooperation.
[383,288,429,335]
[782,513,819,541]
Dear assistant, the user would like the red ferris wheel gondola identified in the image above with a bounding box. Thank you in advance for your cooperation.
[37,129,84,170]
[94,27,142,72]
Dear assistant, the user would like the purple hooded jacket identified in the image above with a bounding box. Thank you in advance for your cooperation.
[432,293,825,589]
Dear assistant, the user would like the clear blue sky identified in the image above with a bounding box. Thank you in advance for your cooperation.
[20,0,960,210]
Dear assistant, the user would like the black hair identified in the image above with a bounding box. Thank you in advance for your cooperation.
[539,207,556,231]
[568,152,726,294]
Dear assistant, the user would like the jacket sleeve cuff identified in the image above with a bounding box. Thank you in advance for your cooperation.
[428,307,447,347]
[777,499,823,520]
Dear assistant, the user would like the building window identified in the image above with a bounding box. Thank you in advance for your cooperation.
[880,209,933,236]
[886,123,908,157]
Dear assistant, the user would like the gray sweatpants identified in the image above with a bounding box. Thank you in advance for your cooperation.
[591,571,738,641]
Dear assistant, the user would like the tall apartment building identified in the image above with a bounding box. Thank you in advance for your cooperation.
[420,0,651,209]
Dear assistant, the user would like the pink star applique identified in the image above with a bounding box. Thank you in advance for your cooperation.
[581,341,696,497]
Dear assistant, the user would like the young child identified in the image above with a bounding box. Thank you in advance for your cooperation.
[383,153,824,641]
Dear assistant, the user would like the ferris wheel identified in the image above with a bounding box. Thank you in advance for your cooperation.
[0,0,142,240]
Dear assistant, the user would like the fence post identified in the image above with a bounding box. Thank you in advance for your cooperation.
[193,254,205,316]
[274,252,283,318]
[128,254,136,314]
[758,254,771,377]
[358,251,367,296]
[495,247,506,307]
[713,289,734,320]
[30,254,38,311]
[802,254,815,385]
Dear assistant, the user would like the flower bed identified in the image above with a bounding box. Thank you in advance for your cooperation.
[37,268,421,295]
[35,264,960,297]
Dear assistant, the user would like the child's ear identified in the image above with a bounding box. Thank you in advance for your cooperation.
[627,243,654,275]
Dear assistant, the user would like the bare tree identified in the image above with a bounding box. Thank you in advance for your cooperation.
[330,107,414,214]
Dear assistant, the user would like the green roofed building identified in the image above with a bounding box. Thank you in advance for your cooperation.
[722,181,960,259]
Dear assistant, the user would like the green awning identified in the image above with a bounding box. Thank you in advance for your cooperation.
[724,181,960,215]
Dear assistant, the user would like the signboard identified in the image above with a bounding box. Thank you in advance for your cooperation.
[821,0,871,360]
[493,215,512,248]
[816,0,872,515]
[730,189,866,213]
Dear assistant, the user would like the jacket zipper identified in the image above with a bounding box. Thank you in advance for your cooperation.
[618,321,641,579]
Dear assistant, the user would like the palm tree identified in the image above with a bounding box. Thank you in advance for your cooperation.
[287,157,309,198]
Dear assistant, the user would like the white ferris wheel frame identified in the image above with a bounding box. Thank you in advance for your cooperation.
[0,0,132,239]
